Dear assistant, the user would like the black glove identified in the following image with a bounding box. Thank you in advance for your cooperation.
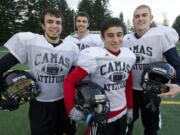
[144,91,161,112]
[0,96,19,111]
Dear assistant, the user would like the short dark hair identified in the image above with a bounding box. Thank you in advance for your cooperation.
[40,8,63,25]
[100,18,125,37]
[76,11,90,23]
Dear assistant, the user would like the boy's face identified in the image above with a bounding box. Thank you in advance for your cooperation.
[76,16,89,33]
[133,7,153,34]
[101,26,123,52]
[42,13,62,42]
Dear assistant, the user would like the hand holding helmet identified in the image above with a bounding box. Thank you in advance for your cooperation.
[75,80,110,125]
[141,62,176,111]
[141,62,176,95]
[0,70,40,111]
[69,107,84,122]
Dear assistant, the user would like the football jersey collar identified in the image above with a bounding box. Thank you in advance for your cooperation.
[105,48,121,56]
[72,30,89,39]
[134,33,142,39]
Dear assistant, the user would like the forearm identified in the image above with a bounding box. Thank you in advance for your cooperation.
[0,53,19,91]
[125,71,133,108]
[164,47,180,85]
[64,66,88,114]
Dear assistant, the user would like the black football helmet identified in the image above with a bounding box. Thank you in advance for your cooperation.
[75,80,110,125]
[2,70,40,105]
[141,62,176,94]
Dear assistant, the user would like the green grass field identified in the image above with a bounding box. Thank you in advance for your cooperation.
[0,43,180,135]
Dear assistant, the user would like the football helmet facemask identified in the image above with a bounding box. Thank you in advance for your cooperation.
[75,80,110,125]
[2,70,40,105]
[141,62,176,94]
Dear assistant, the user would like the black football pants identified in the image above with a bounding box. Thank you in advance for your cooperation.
[126,90,161,135]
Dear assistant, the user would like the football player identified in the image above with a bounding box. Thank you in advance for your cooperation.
[64,18,136,135]
[0,9,78,135]
[64,11,103,51]
[123,4,180,135]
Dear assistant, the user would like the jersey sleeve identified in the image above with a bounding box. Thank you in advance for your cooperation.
[91,34,104,47]
[72,45,80,66]
[64,67,88,113]
[125,71,133,109]
[77,49,98,74]
[4,32,35,64]
[161,27,179,52]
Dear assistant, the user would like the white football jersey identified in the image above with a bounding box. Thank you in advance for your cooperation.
[64,31,104,51]
[77,47,136,112]
[4,32,79,102]
[123,26,179,90]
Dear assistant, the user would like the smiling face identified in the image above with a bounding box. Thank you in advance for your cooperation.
[133,6,153,36]
[101,26,123,52]
[41,13,62,44]
[76,16,89,34]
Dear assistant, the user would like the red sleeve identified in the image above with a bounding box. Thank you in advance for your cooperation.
[64,66,88,114]
[125,71,133,109]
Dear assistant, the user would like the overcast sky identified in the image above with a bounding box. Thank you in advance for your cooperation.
[66,0,180,26]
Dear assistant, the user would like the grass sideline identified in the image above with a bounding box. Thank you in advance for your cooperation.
[0,43,180,135]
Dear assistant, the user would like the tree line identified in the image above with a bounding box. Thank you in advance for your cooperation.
[0,0,179,45]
